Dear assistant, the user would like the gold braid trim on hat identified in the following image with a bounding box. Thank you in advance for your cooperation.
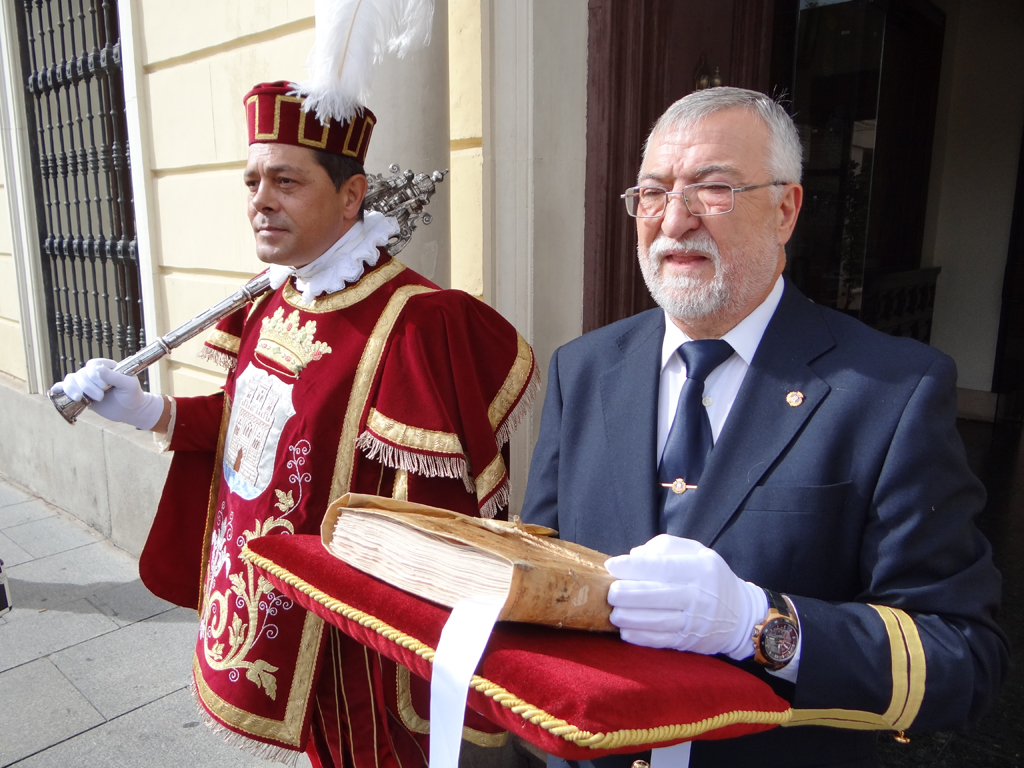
[239,546,798,751]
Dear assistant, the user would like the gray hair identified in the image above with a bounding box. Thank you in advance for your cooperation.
[642,87,803,187]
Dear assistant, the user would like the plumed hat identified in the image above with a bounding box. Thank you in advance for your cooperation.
[244,0,435,164]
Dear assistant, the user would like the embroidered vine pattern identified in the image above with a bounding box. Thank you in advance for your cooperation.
[200,440,313,700]
[276,440,311,512]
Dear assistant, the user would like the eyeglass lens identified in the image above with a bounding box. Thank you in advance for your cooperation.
[626,184,735,217]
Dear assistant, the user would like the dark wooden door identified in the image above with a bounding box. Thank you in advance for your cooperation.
[582,0,775,333]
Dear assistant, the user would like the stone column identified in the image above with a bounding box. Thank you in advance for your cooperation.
[364,0,451,287]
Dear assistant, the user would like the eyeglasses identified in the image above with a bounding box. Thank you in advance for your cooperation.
[621,181,788,218]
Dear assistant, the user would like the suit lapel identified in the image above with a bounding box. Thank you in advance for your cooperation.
[678,281,837,546]
[599,310,664,548]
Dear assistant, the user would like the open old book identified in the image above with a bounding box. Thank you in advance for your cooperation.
[321,493,616,631]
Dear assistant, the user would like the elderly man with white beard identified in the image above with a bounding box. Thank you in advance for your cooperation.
[521,87,1008,768]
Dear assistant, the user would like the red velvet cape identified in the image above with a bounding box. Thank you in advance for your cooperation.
[139,255,538,765]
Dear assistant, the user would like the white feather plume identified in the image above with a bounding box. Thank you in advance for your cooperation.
[294,0,435,124]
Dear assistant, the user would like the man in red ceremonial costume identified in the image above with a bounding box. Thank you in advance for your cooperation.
[55,81,539,767]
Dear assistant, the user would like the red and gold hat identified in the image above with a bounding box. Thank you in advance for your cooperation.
[244,81,376,165]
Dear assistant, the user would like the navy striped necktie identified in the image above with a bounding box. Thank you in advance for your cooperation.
[658,339,734,531]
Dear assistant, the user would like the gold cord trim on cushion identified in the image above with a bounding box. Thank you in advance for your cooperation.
[284,258,406,313]
[331,285,437,502]
[475,453,508,520]
[784,604,926,733]
[489,335,541,448]
[240,546,796,750]
[192,610,325,747]
[395,664,509,747]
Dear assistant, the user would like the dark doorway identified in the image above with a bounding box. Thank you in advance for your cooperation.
[773,0,946,343]
[583,0,946,344]
[992,117,1024,423]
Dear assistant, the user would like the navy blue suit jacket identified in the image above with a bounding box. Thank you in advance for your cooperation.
[522,279,1009,767]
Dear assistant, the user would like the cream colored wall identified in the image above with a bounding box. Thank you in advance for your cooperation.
[923,0,1024,392]
[138,0,454,397]
[448,0,484,298]
[0,143,26,382]
[134,0,316,397]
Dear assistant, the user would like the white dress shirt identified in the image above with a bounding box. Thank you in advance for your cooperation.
[657,276,784,460]
[655,275,801,683]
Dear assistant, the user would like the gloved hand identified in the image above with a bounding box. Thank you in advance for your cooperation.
[52,358,165,430]
[606,534,768,660]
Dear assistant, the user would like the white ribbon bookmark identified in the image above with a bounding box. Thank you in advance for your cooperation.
[651,741,692,767]
[429,596,505,768]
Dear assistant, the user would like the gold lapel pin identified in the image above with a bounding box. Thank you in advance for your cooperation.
[786,391,804,407]
[661,478,697,495]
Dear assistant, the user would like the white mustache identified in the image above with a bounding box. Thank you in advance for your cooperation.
[647,232,721,262]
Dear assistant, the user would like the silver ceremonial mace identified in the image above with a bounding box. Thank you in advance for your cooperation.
[48,166,447,425]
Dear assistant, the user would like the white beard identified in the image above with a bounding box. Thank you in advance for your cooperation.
[638,225,779,325]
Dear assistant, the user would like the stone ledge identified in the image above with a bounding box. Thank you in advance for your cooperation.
[0,373,170,556]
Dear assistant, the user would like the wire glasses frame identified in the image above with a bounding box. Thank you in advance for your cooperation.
[621,181,789,218]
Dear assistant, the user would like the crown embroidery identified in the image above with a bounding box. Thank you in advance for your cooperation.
[256,307,332,376]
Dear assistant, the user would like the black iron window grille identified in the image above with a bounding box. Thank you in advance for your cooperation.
[14,0,145,385]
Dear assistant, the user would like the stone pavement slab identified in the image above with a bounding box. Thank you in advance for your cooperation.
[4,515,101,559]
[0,598,120,672]
[0,658,104,766]
[0,474,299,767]
[50,607,199,719]
[0,499,56,530]
[0,530,33,567]
[0,482,32,509]
[10,688,285,768]
[3,540,141,616]
[84,577,177,628]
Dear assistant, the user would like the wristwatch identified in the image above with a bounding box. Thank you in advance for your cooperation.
[751,589,799,670]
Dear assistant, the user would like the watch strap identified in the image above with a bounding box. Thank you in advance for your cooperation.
[764,589,791,617]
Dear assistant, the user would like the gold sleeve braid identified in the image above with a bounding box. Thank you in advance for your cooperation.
[784,604,926,733]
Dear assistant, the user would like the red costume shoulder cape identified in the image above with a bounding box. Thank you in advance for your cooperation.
[139,254,538,766]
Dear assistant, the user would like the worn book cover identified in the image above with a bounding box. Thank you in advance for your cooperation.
[321,493,615,631]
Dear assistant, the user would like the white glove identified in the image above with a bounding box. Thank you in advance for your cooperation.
[52,358,165,430]
[606,534,768,660]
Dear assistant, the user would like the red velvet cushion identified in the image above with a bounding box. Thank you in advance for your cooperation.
[242,534,791,760]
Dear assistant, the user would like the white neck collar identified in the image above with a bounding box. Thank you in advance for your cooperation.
[267,211,400,303]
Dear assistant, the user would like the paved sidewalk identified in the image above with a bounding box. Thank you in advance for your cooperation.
[0,473,298,767]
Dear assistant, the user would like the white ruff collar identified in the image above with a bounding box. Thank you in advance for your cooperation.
[267,211,400,303]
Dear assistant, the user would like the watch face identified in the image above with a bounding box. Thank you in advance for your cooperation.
[762,617,799,663]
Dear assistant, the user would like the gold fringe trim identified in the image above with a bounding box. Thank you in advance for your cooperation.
[366,408,465,457]
[331,285,437,502]
[356,431,475,494]
[198,345,237,371]
[240,546,797,751]
[475,453,508,520]
[392,469,409,501]
[489,335,538,441]
[478,483,509,521]
[206,328,241,354]
[494,363,541,450]
[190,676,303,766]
